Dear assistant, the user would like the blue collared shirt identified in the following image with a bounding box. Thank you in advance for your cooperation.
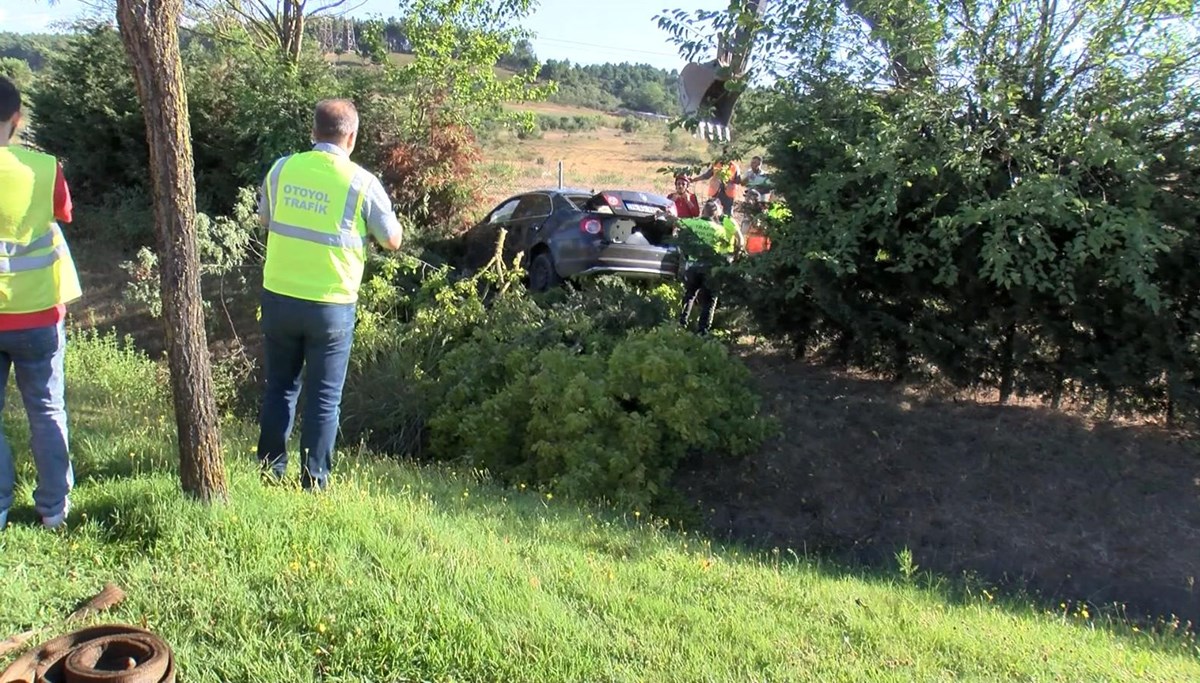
[258,142,402,246]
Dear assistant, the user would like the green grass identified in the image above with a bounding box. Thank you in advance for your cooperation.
[0,330,1197,682]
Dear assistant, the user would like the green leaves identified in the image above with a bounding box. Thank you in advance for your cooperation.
[704,0,1200,415]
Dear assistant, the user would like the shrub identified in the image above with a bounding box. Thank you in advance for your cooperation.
[185,39,342,215]
[0,57,33,91]
[73,185,156,247]
[30,25,148,201]
[429,323,768,509]
[370,109,485,238]
[341,254,771,511]
[621,115,645,134]
[119,187,264,319]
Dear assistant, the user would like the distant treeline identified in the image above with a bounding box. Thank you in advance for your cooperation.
[3,21,682,117]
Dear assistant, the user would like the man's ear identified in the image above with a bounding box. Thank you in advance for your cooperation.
[6,111,22,141]
[346,130,358,154]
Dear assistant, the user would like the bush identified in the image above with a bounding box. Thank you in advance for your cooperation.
[185,39,341,215]
[31,23,342,223]
[370,110,484,238]
[30,25,148,201]
[341,258,771,510]
[621,115,646,134]
[534,113,602,133]
[119,186,264,319]
[73,185,156,246]
[0,57,33,91]
[707,0,1200,421]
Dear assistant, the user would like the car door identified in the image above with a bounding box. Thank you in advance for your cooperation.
[504,193,554,263]
[466,196,521,269]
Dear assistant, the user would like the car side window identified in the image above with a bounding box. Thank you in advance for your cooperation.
[487,198,520,224]
[513,194,553,221]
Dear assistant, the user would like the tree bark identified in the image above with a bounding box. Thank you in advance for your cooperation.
[116,0,227,503]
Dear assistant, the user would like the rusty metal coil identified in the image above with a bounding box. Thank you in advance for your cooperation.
[0,625,174,683]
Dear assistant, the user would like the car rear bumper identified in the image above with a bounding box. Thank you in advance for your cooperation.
[560,243,681,280]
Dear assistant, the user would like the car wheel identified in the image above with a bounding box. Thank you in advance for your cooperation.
[528,251,561,292]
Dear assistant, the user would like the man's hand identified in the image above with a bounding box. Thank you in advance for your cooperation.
[377,230,403,251]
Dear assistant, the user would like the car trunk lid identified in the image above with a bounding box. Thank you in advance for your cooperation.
[584,191,677,246]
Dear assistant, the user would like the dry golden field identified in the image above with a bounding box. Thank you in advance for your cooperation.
[480,102,717,207]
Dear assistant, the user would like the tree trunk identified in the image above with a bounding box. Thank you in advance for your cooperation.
[998,319,1017,404]
[116,0,228,503]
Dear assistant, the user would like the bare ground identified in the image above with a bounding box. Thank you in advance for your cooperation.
[675,342,1200,626]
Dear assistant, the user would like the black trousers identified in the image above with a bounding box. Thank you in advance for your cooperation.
[679,267,718,334]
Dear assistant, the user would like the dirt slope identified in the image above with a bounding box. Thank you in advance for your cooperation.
[676,343,1200,626]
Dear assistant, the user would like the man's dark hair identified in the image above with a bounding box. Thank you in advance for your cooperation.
[0,76,21,123]
[313,99,359,142]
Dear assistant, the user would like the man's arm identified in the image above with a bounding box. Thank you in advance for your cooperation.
[257,181,270,228]
[54,163,73,224]
[361,176,403,251]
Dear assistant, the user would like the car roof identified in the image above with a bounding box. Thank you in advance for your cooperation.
[529,187,594,195]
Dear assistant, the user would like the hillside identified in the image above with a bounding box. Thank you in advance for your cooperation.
[482,101,713,204]
[0,332,1196,681]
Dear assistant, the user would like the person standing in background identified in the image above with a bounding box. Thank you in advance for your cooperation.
[692,157,742,217]
[668,174,701,218]
[0,75,83,531]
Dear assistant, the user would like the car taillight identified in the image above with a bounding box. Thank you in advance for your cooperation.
[602,193,622,208]
[580,218,602,235]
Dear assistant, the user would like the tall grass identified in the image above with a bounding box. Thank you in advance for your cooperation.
[0,330,1196,682]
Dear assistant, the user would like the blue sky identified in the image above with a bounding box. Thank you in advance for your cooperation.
[0,0,727,71]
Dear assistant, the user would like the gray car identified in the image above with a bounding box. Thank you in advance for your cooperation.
[463,188,683,292]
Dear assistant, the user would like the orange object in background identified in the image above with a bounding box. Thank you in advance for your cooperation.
[746,227,771,254]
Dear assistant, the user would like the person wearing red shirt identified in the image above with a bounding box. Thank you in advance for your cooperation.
[0,75,83,531]
[668,175,700,218]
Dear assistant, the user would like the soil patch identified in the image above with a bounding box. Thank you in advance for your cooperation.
[676,343,1200,626]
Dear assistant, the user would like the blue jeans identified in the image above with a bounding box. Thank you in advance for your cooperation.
[0,321,72,527]
[256,290,356,490]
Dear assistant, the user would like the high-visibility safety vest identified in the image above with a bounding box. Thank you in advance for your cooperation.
[262,150,374,304]
[0,147,82,314]
[674,216,739,260]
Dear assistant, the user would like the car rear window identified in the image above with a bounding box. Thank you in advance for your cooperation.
[565,194,592,210]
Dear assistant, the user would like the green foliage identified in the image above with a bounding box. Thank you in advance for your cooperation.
[539,59,682,116]
[29,25,148,201]
[621,115,647,134]
[534,113,602,133]
[71,185,156,245]
[0,58,33,91]
[185,35,342,214]
[673,0,1200,419]
[119,187,264,319]
[0,32,66,71]
[343,253,769,510]
[31,23,339,226]
[346,0,551,236]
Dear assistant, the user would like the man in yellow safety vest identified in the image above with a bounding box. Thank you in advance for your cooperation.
[0,76,83,531]
[671,198,744,336]
[256,99,403,490]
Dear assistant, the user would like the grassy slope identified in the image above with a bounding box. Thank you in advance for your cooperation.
[0,337,1197,682]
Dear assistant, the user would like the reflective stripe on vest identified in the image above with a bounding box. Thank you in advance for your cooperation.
[0,147,82,313]
[262,151,372,303]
